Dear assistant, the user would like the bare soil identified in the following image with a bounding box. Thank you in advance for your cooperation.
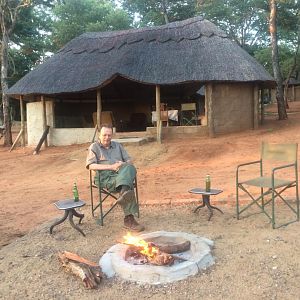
[1,102,300,299]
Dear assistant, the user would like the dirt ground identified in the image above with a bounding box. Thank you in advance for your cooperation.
[1,102,300,299]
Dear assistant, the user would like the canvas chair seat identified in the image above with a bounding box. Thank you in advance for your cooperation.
[241,176,294,189]
[236,142,299,229]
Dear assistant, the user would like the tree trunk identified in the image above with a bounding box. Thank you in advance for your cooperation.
[269,0,287,120]
[161,0,169,24]
[284,33,300,108]
[0,25,12,145]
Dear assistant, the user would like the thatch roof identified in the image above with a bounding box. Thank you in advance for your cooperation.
[284,78,300,86]
[7,16,275,98]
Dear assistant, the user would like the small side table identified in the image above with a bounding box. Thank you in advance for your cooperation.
[50,199,86,236]
[189,188,224,221]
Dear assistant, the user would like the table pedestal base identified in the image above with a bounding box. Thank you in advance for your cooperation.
[194,195,224,221]
[50,208,85,236]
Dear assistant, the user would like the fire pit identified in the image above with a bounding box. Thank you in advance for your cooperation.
[100,231,214,284]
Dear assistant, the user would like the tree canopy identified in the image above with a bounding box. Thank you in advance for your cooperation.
[51,0,132,50]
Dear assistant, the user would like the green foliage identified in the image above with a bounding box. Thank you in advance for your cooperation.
[198,0,269,48]
[7,0,54,87]
[255,46,300,79]
[198,0,300,79]
[51,0,132,49]
[121,0,197,26]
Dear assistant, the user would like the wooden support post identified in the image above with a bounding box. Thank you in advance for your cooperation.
[33,125,50,155]
[97,89,102,130]
[155,85,162,143]
[19,95,25,146]
[9,129,23,152]
[206,83,215,138]
[41,95,48,147]
[260,89,264,125]
[292,85,295,101]
[253,85,259,129]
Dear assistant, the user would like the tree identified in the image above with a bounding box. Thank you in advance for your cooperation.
[121,0,197,26]
[269,0,287,119]
[197,0,271,52]
[0,0,54,146]
[0,0,31,146]
[51,0,132,50]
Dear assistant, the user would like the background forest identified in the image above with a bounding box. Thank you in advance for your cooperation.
[0,0,299,141]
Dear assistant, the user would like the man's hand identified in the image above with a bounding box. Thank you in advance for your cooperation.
[112,161,124,172]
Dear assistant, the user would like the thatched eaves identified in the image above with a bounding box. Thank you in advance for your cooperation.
[7,16,275,97]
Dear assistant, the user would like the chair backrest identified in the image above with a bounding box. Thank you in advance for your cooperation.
[181,103,196,111]
[92,111,114,127]
[160,110,168,121]
[261,142,298,163]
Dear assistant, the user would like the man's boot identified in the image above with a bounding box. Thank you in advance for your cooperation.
[124,214,145,232]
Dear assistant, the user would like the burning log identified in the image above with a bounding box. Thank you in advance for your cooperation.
[125,245,175,266]
[123,233,177,266]
[58,251,102,289]
[147,250,175,266]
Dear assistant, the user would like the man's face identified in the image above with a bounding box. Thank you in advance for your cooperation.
[99,127,113,147]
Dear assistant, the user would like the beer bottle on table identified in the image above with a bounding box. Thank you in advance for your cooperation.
[73,183,79,202]
[205,175,211,192]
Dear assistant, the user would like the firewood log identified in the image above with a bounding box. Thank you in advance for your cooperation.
[58,252,102,289]
[148,251,175,266]
[62,251,99,267]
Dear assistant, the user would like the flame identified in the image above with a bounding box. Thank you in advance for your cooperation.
[123,232,159,258]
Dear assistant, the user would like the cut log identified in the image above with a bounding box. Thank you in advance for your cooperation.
[58,251,102,289]
[147,250,175,266]
[62,251,99,267]
[144,236,191,254]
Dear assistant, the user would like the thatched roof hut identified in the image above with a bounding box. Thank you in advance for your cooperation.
[8,16,273,96]
[7,16,275,146]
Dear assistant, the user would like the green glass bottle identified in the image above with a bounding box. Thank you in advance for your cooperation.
[205,175,211,192]
[73,182,79,202]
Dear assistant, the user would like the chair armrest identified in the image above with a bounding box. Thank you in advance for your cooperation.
[272,163,296,178]
[271,163,297,188]
[236,160,261,171]
[236,160,261,183]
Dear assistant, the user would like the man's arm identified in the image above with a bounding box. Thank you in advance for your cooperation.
[86,143,123,172]
[119,143,133,164]
[88,161,123,172]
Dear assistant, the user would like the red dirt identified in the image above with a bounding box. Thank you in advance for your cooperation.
[1,102,300,248]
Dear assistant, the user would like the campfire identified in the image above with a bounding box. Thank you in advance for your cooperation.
[100,231,214,284]
[123,232,175,266]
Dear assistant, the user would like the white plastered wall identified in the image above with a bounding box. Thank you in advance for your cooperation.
[27,101,95,146]
[27,101,54,146]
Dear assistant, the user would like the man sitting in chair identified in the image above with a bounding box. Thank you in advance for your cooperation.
[86,124,145,232]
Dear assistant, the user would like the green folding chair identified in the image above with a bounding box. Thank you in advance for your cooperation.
[180,103,197,126]
[236,142,299,229]
[89,170,139,225]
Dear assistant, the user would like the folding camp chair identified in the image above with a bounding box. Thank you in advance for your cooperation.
[236,142,299,229]
[180,103,197,126]
[89,170,140,225]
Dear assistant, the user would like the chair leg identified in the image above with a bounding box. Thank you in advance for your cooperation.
[296,182,300,221]
[272,190,275,229]
[98,184,104,226]
[236,181,240,220]
[134,177,140,218]
[90,172,95,217]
